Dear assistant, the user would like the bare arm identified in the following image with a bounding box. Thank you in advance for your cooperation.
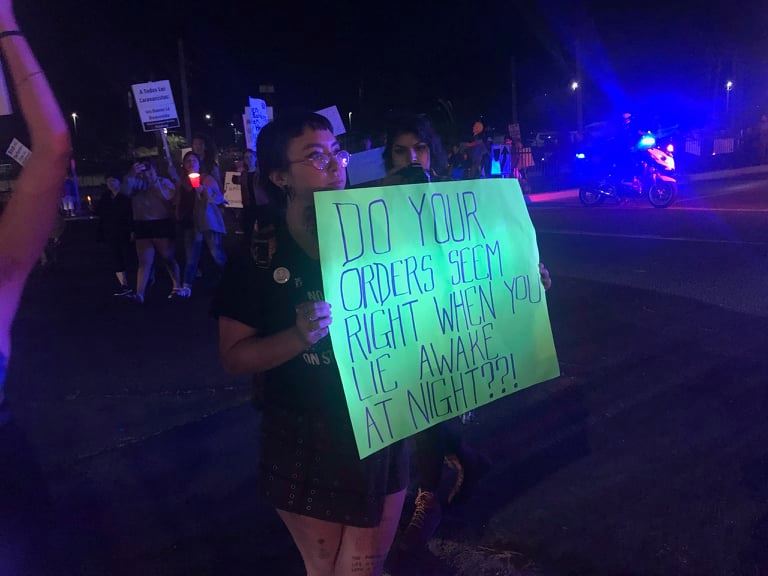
[218,316,308,375]
[218,301,332,376]
[0,3,71,354]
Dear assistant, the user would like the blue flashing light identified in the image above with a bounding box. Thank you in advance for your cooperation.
[639,134,656,148]
[575,153,586,159]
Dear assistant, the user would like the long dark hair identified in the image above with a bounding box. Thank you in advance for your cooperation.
[382,114,448,176]
[257,109,333,211]
[192,132,218,175]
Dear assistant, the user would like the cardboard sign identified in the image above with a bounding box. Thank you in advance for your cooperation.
[316,106,346,136]
[0,60,12,116]
[244,98,269,152]
[347,147,386,186]
[130,80,180,132]
[6,138,31,166]
[223,171,243,208]
[316,179,560,458]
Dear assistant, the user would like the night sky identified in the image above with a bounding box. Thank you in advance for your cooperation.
[3,0,768,155]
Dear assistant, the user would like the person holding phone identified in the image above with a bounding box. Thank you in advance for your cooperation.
[121,159,183,302]
[213,110,407,576]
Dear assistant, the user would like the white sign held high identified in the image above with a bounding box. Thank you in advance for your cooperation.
[347,147,386,185]
[6,138,31,166]
[130,80,180,132]
[316,106,346,136]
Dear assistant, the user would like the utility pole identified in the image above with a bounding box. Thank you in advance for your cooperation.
[178,38,192,143]
[574,40,584,132]
[510,56,519,125]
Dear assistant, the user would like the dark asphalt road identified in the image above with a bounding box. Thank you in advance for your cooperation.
[4,174,768,575]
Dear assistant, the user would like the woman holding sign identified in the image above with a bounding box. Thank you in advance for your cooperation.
[0,1,73,573]
[213,110,407,576]
[381,114,553,552]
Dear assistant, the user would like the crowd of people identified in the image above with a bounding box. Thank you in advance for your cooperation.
[0,2,551,573]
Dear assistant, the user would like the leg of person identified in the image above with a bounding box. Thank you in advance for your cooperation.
[333,490,406,576]
[276,509,343,576]
[401,427,444,550]
[182,229,203,294]
[153,238,183,294]
[109,238,131,296]
[203,230,227,269]
[134,238,155,302]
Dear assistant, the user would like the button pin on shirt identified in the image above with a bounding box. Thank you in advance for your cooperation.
[273,267,291,284]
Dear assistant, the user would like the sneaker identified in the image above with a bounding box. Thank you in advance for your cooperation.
[167,288,190,300]
[400,489,441,551]
[113,286,133,297]
[127,293,144,304]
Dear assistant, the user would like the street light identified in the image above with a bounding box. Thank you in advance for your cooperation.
[71,112,78,135]
[725,80,734,121]
[571,81,583,131]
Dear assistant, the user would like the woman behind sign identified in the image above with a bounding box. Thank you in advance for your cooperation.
[213,110,408,576]
[0,0,72,573]
[380,114,553,553]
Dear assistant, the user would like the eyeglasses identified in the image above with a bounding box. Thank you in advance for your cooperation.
[292,150,351,171]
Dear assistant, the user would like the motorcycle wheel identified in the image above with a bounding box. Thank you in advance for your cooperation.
[648,181,677,208]
[579,186,604,206]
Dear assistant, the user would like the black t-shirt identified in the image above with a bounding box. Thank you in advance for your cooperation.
[96,191,133,240]
[212,226,353,434]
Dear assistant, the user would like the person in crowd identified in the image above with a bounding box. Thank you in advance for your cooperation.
[121,159,183,303]
[213,110,407,576]
[465,120,488,178]
[60,159,79,216]
[192,132,222,188]
[381,114,448,185]
[0,2,73,573]
[95,174,134,296]
[378,113,553,552]
[176,151,227,297]
[239,147,274,240]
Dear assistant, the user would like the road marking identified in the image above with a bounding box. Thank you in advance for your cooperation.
[538,229,768,246]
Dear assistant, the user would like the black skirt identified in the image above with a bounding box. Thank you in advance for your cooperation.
[133,218,176,240]
[260,405,408,527]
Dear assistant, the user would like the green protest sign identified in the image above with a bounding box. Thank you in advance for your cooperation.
[315,179,560,459]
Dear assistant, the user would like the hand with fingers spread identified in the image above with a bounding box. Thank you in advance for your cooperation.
[294,301,332,347]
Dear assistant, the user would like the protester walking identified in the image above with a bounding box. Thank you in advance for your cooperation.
[121,159,183,303]
[214,110,407,576]
[95,174,134,296]
[192,132,222,188]
[176,151,226,297]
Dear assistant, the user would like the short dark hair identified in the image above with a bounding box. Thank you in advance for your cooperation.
[257,109,333,209]
[382,114,447,175]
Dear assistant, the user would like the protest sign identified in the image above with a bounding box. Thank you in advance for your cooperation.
[243,97,269,151]
[6,138,31,166]
[0,60,11,116]
[491,144,512,177]
[223,171,243,208]
[130,80,180,132]
[315,179,560,458]
[316,106,346,136]
[347,147,386,186]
